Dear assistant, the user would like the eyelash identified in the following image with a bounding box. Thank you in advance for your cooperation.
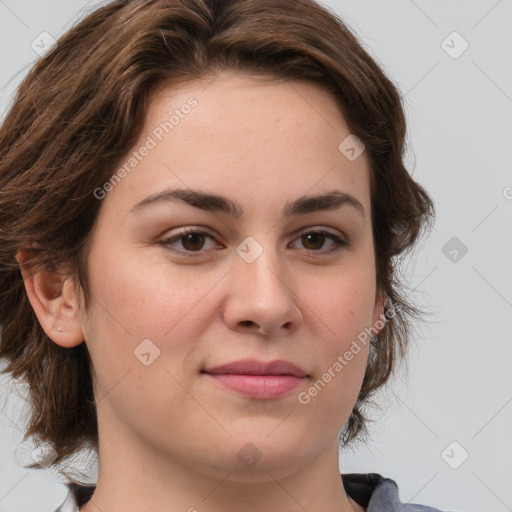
[157,227,348,257]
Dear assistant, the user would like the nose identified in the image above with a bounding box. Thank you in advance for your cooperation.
[222,243,303,338]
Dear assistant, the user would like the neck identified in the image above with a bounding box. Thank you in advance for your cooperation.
[80,409,360,512]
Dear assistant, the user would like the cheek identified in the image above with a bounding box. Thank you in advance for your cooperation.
[306,266,377,344]
[80,243,208,392]
[297,268,375,406]
[81,252,212,437]
[84,240,204,337]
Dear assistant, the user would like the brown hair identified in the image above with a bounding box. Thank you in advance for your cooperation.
[0,0,434,481]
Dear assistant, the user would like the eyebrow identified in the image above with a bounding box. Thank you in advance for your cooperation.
[129,188,365,219]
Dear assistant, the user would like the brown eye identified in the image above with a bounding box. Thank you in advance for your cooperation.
[181,232,206,251]
[291,229,348,254]
[159,228,218,255]
[301,232,326,251]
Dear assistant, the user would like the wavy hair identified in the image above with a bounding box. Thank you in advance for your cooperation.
[0,0,434,481]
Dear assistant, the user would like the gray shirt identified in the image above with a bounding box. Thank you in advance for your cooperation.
[53,473,453,511]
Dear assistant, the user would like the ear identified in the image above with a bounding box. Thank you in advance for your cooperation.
[370,288,386,337]
[15,248,85,348]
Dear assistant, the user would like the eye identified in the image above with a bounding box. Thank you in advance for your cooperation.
[289,228,348,254]
[158,228,218,255]
[157,227,348,256]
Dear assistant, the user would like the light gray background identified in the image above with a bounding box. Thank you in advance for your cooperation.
[0,1,511,511]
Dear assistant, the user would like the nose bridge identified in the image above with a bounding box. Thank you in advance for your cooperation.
[234,234,288,296]
[225,233,302,335]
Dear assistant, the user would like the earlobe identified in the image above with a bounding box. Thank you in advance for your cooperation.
[15,249,85,348]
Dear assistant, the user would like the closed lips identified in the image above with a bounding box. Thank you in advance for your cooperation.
[203,359,308,377]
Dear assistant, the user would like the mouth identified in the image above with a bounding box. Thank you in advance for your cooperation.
[201,359,308,399]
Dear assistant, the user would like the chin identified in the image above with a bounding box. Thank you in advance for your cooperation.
[206,432,316,481]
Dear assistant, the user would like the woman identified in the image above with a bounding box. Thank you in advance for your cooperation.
[0,1,442,511]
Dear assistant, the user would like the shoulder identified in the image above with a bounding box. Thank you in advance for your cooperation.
[341,472,455,511]
[54,474,455,512]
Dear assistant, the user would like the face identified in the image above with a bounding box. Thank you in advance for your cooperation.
[76,71,383,481]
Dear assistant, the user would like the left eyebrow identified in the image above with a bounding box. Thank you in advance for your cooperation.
[129,188,365,219]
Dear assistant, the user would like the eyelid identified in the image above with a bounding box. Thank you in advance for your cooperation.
[293,225,347,242]
[157,227,219,256]
[289,227,349,253]
[157,225,349,256]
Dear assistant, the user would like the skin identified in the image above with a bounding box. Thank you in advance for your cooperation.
[19,71,385,512]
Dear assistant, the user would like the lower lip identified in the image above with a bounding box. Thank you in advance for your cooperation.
[205,373,305,399]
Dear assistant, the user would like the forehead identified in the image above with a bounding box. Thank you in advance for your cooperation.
[149,71,348,146]
[103,71,371,220]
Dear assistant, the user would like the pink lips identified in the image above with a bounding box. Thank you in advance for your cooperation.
[202,359,308,399]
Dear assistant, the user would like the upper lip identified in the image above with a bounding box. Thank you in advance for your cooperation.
[203,359,308,377]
